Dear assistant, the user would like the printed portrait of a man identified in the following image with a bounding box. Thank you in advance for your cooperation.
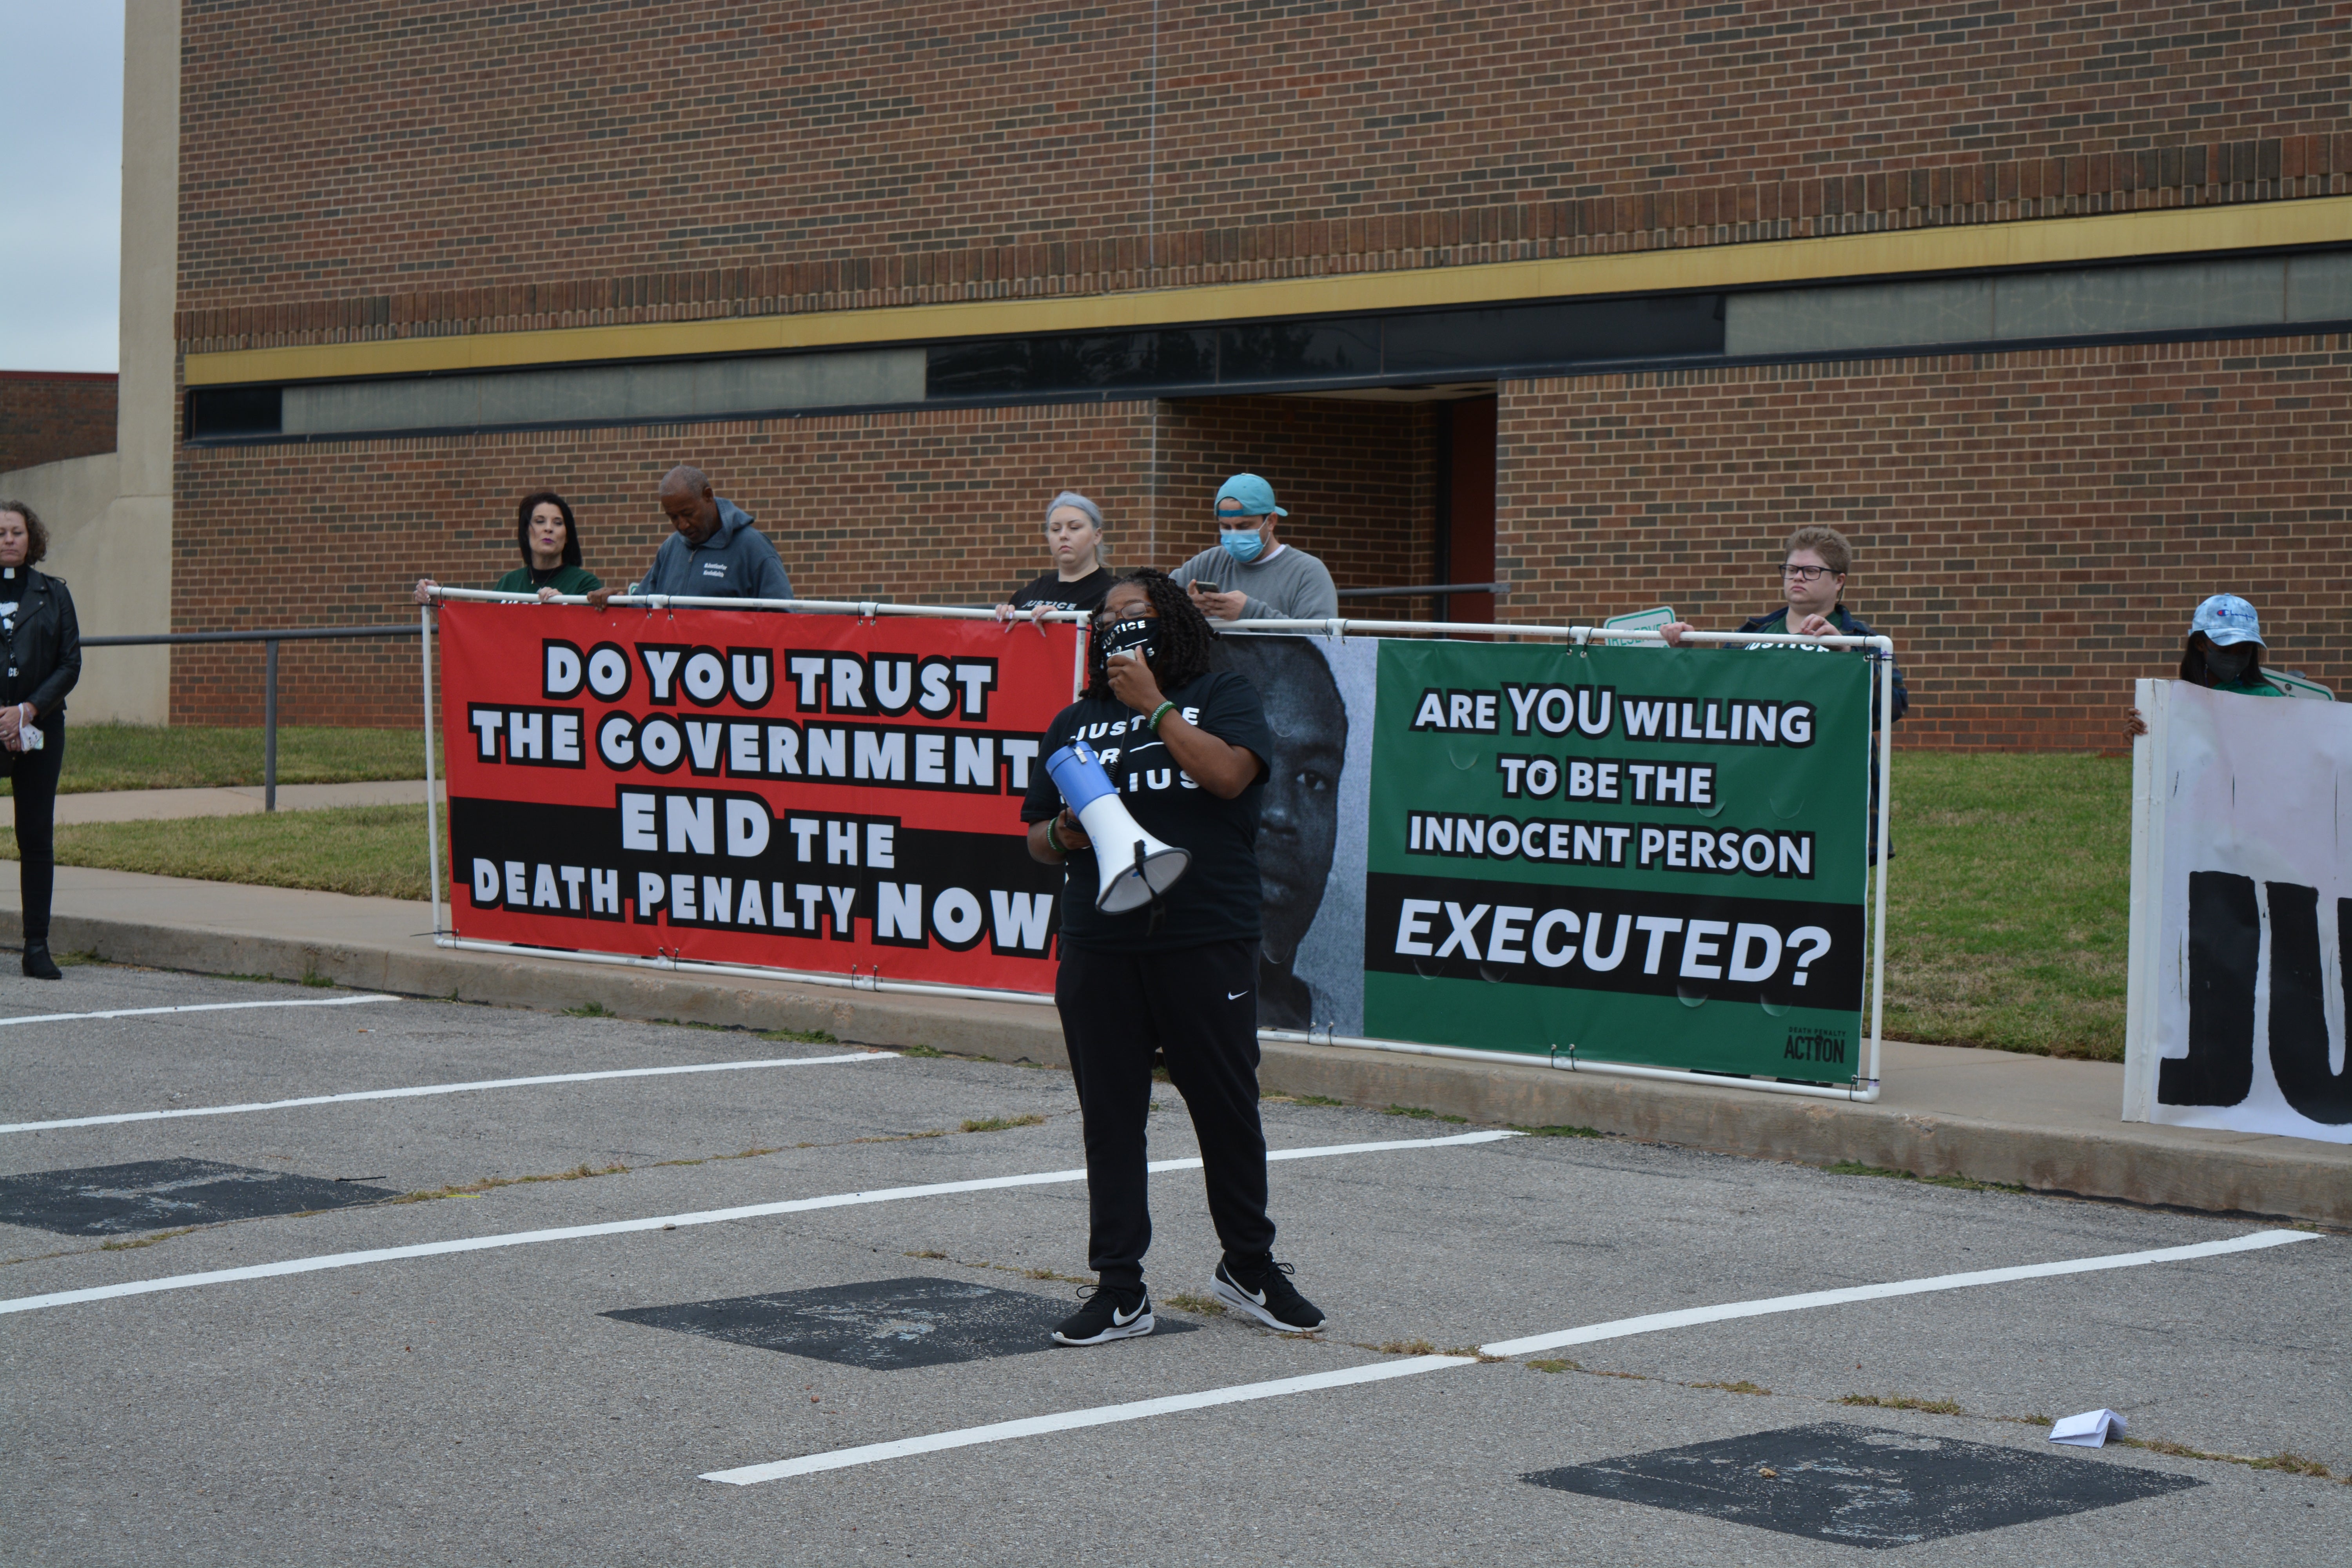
[1215,635,1348,1029]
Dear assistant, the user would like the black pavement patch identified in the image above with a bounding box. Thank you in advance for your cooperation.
[0,1159,399,1236]
[1524,1422,2200,1549]
[605,1275,1198,1369]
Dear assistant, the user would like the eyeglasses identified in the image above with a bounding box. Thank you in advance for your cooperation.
[1781,564,1840,582]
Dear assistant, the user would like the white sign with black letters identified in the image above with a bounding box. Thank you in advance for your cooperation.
[2123,679,2352,1143]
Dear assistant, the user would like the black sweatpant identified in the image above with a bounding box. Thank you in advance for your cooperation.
[8,718,63,944]
[1055,937,1275,1290]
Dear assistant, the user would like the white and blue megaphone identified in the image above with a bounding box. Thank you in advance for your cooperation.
[1044,738,1192,913]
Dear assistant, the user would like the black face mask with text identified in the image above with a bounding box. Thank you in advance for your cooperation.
[1100,616,1157,661]
[2203,644,2256,686]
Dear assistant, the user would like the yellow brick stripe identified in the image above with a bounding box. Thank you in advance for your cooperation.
[185,197,2352,387]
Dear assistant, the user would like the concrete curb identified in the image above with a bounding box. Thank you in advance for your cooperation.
[15,906,2347,1227]
[1258,1046,2351,1227]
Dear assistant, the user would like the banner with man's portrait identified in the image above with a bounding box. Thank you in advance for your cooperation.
[1223,633,1877,1085]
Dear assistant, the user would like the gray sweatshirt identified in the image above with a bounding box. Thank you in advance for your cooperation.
[1169,544,1338,621]
[632,497,795,601]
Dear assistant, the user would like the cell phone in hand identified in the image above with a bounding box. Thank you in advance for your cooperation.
[1192,580,1220,595]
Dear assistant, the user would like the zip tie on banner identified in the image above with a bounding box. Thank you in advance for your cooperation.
[860,602,878,623]
[1325,618,1345,641]
[1548,1042,1579,1072]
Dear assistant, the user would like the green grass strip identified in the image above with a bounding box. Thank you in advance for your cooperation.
[1881,750,2130,1061]
[0,804,445,902]
[4,723,423,797]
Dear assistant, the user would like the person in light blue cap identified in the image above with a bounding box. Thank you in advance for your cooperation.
[1172,473,1338,623]
[2180,594,2279,697]
[2126,593,2288,738]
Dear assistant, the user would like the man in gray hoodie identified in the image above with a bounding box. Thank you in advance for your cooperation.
[587,465,793,607]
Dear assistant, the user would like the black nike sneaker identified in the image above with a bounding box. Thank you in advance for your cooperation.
[1210,1256,1325,1333]
[1051,1283,1155,1346]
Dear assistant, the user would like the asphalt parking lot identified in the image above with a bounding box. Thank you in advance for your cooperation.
[2,962,2346,1566]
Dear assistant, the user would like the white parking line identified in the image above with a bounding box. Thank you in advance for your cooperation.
[0,1130,1516,1317]
[700,1227,2321,1485]
[1477,1228,2319,1354]
[705,1357,1479,1483]
[0,995,401,1029]
[0,1051,891,1134]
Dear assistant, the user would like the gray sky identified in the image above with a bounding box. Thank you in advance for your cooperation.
[0,2,124,372]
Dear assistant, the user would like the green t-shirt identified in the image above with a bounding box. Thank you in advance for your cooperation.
[494,564,603,596]
[2212,676,2283,698]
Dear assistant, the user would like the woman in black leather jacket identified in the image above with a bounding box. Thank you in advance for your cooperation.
[0,501,81,980]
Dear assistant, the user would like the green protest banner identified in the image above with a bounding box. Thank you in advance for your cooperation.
[1361,639,1875,1084]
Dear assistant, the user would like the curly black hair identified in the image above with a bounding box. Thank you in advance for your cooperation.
[1083,568,1219,701]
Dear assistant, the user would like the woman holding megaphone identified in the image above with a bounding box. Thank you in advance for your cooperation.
[1023,569,1328,1346]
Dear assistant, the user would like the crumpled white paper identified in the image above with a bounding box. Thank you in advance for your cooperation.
[2048,1408,2128,1448]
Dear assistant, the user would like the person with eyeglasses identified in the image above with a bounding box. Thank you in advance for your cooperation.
[1661,525,1906,858]
[1659,526,1907,712]
[1172,473,1338,624]
[1021,569,1328,1346]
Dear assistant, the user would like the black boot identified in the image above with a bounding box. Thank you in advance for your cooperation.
[21,942,61,980]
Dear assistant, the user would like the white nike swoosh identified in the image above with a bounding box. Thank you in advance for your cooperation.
[1228,991,1250,1001]
[1114,1301,1146,1326]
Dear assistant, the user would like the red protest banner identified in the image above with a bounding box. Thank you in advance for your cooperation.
[439,602,1081,993]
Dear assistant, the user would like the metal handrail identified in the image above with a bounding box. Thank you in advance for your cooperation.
[425,586,1092,621]
[1333,581,1507,600]
[78,624,425,811]
[78,626,423,647]
[421,588,1888,648]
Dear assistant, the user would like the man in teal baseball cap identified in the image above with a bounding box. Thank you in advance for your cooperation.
[1173,473,1338,623]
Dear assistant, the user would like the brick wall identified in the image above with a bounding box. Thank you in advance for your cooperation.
[0,372,117,474]
[177,2,2352,352]
[1495,332,2352,749]
[171,393,1450,724]
[172,401,1153,725]
[174,339,2351,741]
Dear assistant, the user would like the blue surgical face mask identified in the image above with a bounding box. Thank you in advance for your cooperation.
[1220,526,1265,564]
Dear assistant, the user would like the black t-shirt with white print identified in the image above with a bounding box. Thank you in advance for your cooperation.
[1009,568,1116,614]
[1021,670,1273,954]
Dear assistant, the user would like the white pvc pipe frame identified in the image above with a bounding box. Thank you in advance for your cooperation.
[421,588,1892,1103]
